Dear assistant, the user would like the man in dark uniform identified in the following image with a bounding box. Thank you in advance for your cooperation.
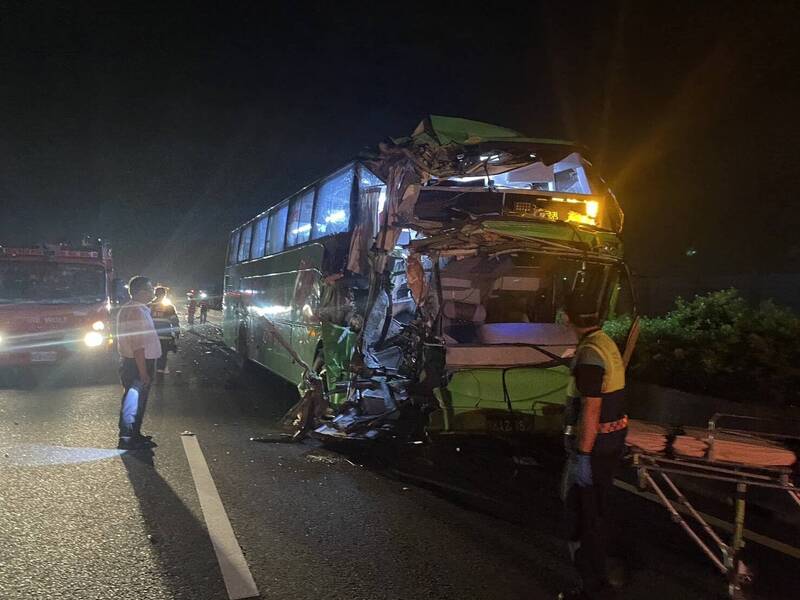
[559,292,627,600]
[187,292,197,325]
[199,295,209,324]
[148,286,180,374]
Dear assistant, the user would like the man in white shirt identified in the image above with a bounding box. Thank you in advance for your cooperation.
[116,276,162,449]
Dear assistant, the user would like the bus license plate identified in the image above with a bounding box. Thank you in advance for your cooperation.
[486,414,533,434]
[31,351,58,363]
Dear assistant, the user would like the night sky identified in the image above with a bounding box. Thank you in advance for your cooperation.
[1,2,798,287]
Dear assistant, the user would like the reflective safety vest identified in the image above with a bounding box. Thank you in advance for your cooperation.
[148,302,178,340]
[565,329,625,398]
[564,329,627,452]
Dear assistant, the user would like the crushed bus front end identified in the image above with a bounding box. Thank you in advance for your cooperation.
[313,116,635,444]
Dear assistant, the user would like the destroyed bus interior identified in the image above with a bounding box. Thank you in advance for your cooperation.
[222,116,636,444]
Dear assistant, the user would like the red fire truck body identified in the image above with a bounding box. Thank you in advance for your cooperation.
[0,241,115,366]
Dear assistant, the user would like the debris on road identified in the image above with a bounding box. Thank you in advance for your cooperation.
[304,453,339,466]
[250,433,297,444]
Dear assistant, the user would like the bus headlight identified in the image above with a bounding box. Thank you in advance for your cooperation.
[92,320,105,331]
[0,333,4,345]
[84,331,104,347]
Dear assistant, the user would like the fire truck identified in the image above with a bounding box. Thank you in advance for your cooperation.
[0,238,116,367]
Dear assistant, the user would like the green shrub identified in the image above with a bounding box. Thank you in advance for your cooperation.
[604,289,800,407]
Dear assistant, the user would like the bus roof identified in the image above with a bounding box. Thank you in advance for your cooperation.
[228,116,614,237]
[409,115,577,148]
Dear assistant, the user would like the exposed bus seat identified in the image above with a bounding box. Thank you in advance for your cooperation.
[441,300,486,343]
[440,276,482,304]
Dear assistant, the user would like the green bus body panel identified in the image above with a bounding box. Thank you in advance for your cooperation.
[429,365,570,435]
[415,115,575,147]
[223,243,326,385]
[321,323,355,407]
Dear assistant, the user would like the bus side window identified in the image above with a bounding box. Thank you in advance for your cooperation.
[251,216,268,259]
[228,230,241,264]
[286,189,314,247]
[267,203,288,254]
[238,224,253,262]
[313,165,354,239]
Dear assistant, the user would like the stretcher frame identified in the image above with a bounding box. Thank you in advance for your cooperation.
[627,414,800,600]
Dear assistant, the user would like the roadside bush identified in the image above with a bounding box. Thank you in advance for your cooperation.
[604,289,800,407]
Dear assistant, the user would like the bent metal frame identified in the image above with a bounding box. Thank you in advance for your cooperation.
[627,414,800,600]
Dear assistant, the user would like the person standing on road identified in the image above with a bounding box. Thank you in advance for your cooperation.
[199,295,208,324]
[559,292,627,600]
[116,276,161,450]
[187,292,197,325]
[148,286,180,374]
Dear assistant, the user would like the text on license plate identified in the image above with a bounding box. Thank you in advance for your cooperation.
[486,415,533,434]
[31,351,58,363]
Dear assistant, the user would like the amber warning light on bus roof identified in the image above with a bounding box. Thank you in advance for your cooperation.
[509,196,601,226]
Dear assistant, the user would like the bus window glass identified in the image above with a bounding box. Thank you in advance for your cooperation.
[228,230,240,264]
[286,189,314,247]
[358,165,386,232]
[237,225,253,262]
[358,165,383,189]
[267,203,288,254]
[251,216,268,259]
[312,165,354,239]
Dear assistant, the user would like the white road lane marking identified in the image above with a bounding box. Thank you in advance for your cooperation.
[181,434,260,599]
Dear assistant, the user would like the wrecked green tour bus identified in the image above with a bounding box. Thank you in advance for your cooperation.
[222,116,635,442]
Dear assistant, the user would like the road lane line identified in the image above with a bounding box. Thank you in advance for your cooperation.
[614,478,800,560]
[181,434,260,599]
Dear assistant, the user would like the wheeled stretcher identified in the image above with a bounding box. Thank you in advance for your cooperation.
[625,414,799,599]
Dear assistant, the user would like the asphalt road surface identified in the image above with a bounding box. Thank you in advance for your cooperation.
[1,312,798,600]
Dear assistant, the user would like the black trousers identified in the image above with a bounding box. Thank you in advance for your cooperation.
[157,339,173,370]
[118,357,155,438]
[562,450,621,596]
